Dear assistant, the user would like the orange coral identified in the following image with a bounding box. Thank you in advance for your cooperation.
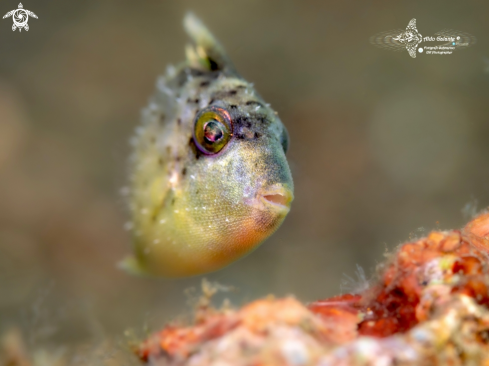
[136,212,489,365]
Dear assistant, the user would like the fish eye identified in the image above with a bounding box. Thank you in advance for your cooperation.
[193,106,233,154]
[203,121,224,142]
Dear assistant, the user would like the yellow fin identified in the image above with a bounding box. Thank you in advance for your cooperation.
[118,255,150,277]
[183,12,237,73]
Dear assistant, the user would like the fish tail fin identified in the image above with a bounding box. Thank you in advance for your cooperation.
[118,255,150,277]
[183,12,237,74]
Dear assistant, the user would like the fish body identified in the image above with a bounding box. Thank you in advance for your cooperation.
[121,14,293,277]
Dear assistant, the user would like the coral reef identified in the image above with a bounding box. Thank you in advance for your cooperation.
[136,212,489,365]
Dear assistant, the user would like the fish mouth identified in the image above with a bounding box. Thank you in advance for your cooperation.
[256,185,294,211]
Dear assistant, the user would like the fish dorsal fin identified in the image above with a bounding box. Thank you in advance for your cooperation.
[184,13,237,74]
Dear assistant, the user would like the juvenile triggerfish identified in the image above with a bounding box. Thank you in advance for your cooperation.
[120,14,294,277]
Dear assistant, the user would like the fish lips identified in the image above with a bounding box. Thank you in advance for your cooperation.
[249,184,294,213]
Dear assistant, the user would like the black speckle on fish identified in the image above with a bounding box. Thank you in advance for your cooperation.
[246,101,264,108]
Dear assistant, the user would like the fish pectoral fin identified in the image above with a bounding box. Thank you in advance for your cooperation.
[118,255,150,277]
[183,12,238,74]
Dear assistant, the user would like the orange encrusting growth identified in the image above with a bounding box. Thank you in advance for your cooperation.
[309,213,489,338]
[135,212,489,365]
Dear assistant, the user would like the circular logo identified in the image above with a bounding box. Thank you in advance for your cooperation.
[12,9,28,27]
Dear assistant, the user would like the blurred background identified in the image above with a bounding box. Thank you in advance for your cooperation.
[1,0,488,352]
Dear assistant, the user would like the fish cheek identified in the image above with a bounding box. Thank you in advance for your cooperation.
[252,207,285,233]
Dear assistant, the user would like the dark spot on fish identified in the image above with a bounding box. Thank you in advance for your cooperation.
[235,116,251,128]
[182,167,187,176]
[234,133,246,140]
[208,98,215,106]
[200,81,210,87]
[228,90,237,96]
[236,85,246,89]
[246,101,264,108]
[254,132,261,139]
[175,156,181,162]
[194,98,200,104]
[208,57,219,71]
[158,157,163,166]
[171,198,176,205]
[189,136,203,159]
[229,105,238,109]
[196,189,200,194]
[281,127,289,153]
[177,118,182,125]
[189,68,205,77]
[178,68,206,86]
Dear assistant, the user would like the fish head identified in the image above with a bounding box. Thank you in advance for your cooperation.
[170,84,293,275]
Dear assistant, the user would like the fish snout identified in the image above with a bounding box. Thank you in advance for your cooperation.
[255,184,293,212]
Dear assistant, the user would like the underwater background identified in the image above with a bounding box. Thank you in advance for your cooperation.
[1,0,488,349]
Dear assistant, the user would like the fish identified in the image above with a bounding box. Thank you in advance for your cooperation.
[120,13,294,277]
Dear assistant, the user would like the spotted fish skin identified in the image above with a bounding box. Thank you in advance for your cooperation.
[121,14,294,277]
